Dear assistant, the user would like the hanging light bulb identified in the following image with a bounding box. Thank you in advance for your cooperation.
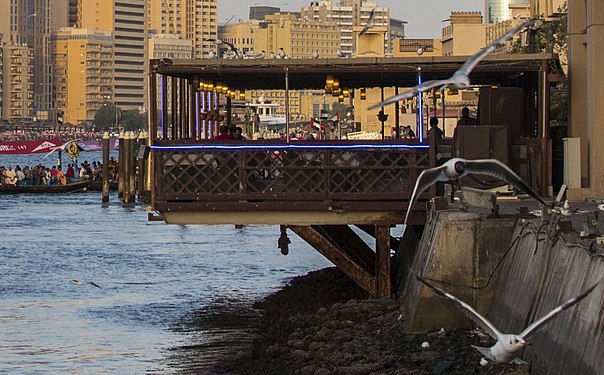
[360,88,367,100]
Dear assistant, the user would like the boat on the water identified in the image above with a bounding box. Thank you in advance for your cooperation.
[0,179,93,194]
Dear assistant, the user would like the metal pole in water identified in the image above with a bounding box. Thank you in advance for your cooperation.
[128,132,136,203]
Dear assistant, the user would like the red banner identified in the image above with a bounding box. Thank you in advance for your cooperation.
[0,138,63,154]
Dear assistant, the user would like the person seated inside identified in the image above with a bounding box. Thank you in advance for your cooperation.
[404,125,416,139]
[214,125,233,140]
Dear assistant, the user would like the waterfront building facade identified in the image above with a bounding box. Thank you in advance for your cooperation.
[0,0,52,121]
[485,0,530,23]
[300,0,390,56]
[81,0,147,113]
[50,28,114,125]
[0,43,34,121]
[148,0,218,59]
[218,20,260,57]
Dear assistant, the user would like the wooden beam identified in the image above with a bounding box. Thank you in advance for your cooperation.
[375,224,392,299]
[288,225,376,297]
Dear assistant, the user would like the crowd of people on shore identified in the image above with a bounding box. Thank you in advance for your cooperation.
[0,158,118,187]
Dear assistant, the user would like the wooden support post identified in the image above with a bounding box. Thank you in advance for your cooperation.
[102,132,110,203]
[128,131,136,203]
[375,224,392,299]
[118,131,125,198]
[122,132,131,204]
[137,131,147,200]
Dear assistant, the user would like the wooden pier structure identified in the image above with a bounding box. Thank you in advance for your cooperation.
[147,54,562,298]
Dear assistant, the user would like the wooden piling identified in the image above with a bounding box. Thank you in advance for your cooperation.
[117,131,125,198]
[122,132,131,204]
[128,131,136,203]
[102,132,110,203]
[137,131,148,200]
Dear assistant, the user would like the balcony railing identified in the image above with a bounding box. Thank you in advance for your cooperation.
[152,140,432,217]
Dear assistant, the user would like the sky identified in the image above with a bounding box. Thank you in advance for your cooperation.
[218,0,485,39]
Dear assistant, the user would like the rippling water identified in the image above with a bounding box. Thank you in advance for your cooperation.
[0,152,332,373]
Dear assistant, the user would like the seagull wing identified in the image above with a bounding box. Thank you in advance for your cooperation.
[404,165,447,224]
[520,279,601,339]
[222,40,240,55]
[457,20,533,77]
[417,275,503,341]
[88,281,102,289]
[359,8,375,36]
[368,79,452,110]
[464,159,550,207]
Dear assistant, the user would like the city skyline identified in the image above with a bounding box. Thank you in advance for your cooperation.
[218,0,484,38]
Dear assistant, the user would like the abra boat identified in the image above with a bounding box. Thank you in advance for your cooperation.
[0,179,93,194]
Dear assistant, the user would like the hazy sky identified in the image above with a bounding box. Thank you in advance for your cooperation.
[218,0,485,38]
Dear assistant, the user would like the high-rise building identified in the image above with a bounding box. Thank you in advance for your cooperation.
[300,0,390,55]
[148,0,218,59]
[1,43,34,121]
[50,28,114,125]
[81,0,147,112]
[485,0,530,23]
[249,6,280,21]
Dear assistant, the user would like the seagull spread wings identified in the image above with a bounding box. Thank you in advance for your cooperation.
[417,274,601,363]
[204,38,241,56]
[359,8,375,36]
[403,158,550,224]
[369,20,534,110]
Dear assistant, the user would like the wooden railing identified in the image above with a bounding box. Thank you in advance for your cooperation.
[152,140,432,214]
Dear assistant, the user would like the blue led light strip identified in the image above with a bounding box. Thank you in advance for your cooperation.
[151,143,430,151]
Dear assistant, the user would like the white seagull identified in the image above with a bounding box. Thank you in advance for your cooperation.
[312,51,319,59]
[42,139,80,160]
[404,158,550,224]
[204,38,242,59]
[416,275,601,364]
[73,279,102,289]
[369,20,533,110]
[359,8,375,36]
[336,49,350,58]
[414,44,439,56]
[277,47,287,59]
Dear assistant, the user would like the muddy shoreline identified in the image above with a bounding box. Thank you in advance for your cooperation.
[209,267,520,375]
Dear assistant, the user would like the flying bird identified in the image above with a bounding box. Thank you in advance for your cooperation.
[404,158,550,224]
[203,38,242,58]
[73,279,102,289]
[413,44,439,55]
[336,49,351,58]
[369,20,534,110]
[416,275,601,364]
[42,139,80,159]
[359,8,375,36]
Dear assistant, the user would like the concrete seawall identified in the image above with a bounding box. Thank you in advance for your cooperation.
[400,206,604,374]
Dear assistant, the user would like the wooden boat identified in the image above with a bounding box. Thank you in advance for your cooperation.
[88,180,119,191]
[0,179,94,194]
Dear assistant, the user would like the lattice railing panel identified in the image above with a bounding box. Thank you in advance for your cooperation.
[155,145,431,205]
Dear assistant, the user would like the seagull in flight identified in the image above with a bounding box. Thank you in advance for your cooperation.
[404,158,550,224]
[413,44,439,56]
[203,38,242,58]
[42,139,80,159]
[369,20,534,110]
[359,8,375,36]
[73,279,102,289]
[416,275,600,364]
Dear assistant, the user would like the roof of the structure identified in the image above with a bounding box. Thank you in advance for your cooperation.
[150,53,559,91]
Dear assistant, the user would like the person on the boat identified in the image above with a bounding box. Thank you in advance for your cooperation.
[15,166,25,186]
[22,166,31,185]
[50,166,58,185]
[4,166,16,186]
[56,167,67,186]
[79,163,90,179]
[66,164,75,180]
